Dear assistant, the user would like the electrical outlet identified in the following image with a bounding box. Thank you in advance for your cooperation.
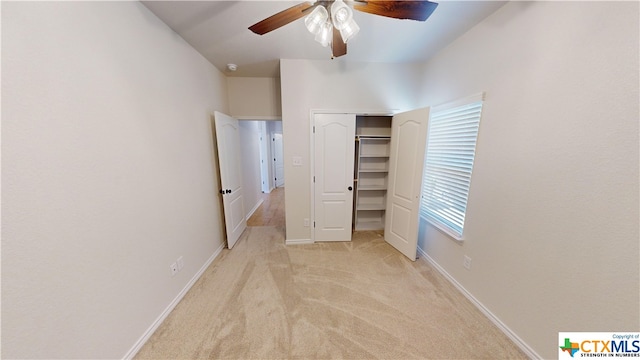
[463,255,472,270]
[170,262,178,276]
[303,218,309,227]
[177,256,184,271]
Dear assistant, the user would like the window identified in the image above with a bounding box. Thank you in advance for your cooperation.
[420,93,484,240]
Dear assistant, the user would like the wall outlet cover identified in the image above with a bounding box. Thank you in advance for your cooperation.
[463,255,472,270]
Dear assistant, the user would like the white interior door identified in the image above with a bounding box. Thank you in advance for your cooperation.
[384,107,430,260]
[272,132,284,187]
[259,122,270,193]
[214,111,247,249]
[314,113,355,241]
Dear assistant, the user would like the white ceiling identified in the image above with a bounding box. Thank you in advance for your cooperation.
[142,1,506,77]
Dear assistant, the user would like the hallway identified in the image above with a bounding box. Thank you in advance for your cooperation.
[247,187,285,227]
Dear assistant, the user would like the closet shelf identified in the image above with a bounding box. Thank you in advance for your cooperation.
[357,204,386,211]
[354,220,385,231]
[354,118,391,232]
[358,185,387,191]
[358,169,388,173]
[359,154,390,158]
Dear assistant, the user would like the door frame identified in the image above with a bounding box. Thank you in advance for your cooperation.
[309,108,397,243]
[235,116,281,193]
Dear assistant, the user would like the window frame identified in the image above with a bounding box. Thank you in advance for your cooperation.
[419,93,485,241]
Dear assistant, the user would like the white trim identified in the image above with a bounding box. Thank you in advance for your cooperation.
[122,243,225,359]
[309,110,316,243]
[309,108,398,116]
[416,247,542,360]
[420,215,464,242]
[246,198,264,220]
[285,238,313,245]
[234,115,281,121]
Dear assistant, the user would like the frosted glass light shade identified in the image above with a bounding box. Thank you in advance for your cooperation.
[330,0,352,30]
[304,6,328,35]
[339,19,360,43]
[314,21,332,47]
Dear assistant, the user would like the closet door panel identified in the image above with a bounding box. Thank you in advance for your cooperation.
[314,114,356,241]
[384,107,430,260]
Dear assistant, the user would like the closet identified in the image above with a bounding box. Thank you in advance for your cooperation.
[353,116,391,231]
[313,108,430,261]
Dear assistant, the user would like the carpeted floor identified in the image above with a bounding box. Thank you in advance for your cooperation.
[135,226,527,359]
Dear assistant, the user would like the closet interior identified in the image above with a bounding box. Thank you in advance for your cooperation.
[353,115,392,231]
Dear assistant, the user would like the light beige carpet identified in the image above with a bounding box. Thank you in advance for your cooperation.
[135,226,527,359]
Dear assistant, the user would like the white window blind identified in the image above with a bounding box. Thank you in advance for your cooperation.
[420,93,484,240]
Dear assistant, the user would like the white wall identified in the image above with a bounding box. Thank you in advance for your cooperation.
[280,60,424,240]
[414,2,639,359]
[2,2,228,358]
[227,77,282,118]
[238,121,265,218]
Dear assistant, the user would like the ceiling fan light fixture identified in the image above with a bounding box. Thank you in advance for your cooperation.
[248,0,439,58]
[314,21,333,47]
[330,0,353,30]
[304,5,328,35]
[339,18,360,43]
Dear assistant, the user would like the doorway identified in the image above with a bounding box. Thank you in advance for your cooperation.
[237,119,285,229]
[247,188,285,227]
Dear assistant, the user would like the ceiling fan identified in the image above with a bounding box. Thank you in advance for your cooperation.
[249,0,438,58]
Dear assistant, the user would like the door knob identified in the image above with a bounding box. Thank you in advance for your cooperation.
[226,189,232,194]
[348,186,353,191]
[220,189,225,194]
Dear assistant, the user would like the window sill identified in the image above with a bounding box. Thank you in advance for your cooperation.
[420,215,464,243]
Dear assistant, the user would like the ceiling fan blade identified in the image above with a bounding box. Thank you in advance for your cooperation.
[249,1,316,35]
[352,1,438,21]
[332,26,347,58]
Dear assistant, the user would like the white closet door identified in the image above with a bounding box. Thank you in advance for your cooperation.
[384,107,430,260]
[314,113,356,241]
[214,111,247,249]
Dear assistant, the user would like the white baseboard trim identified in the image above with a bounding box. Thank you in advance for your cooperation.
[246,199,264,220]
[285,238,313,245]
[416,247,541,360]
[122,243,225,359]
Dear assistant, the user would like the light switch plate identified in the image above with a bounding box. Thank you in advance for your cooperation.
[292,156,302,166]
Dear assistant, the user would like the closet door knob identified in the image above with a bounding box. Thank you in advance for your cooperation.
[348,186,353,191]
[226,189,232,194]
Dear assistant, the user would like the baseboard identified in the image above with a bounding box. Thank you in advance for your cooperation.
[246,199,264,220]
[285,238,313,245]
[122,243,225,359]
[416,247,541,360]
